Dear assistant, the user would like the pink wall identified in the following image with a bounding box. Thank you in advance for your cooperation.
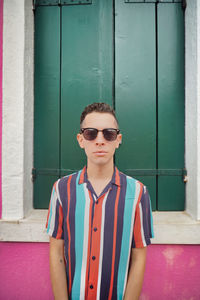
[0,0,3,219]
[0,243,200,300]
[0,242,54,300]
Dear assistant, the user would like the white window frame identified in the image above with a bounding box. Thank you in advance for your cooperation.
[0,0,200,243]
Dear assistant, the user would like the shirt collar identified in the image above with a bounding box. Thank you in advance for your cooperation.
[78,165,121,187]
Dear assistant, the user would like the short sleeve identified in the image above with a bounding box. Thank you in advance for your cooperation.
[132,185,154,248]
[45,181,64,240]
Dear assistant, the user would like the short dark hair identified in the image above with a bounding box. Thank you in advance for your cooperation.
[80,102,119,128]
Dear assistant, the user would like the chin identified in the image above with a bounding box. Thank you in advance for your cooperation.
[93,158,112,166]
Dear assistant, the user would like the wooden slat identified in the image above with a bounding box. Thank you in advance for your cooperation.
[34,6,60,208]
[61,1,113,170]
[157,3,185,210]
[115,0,156,210]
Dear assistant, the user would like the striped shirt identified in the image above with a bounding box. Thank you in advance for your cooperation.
[46,166,154,300]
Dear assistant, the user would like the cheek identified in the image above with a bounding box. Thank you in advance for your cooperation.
[82,142,93,154]
[109,143,118,153]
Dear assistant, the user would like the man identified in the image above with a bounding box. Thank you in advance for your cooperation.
[46,102,154,300]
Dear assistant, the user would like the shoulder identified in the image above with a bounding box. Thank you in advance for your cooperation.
[118,169,145,191]
[118,170,151,202]
[51,170,81,205]
[51,170,80,196]
[59,170,78,182]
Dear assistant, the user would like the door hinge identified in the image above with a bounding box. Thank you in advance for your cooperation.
[182,0,187,10]
[32,168,36,182]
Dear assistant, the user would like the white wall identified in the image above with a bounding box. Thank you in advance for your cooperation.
[2,0,33,219]
[185,0,200,220]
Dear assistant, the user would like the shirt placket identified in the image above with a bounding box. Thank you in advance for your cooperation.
[86,188,111,300]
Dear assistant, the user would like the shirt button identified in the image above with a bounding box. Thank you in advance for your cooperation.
[90,284,94,289]
[94,227,97,232]
[92,256,96,260]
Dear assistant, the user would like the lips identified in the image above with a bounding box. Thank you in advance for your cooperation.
[94,151,107,156]
[94,151,107,153]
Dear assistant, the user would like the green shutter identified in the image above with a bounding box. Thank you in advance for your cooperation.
[34,7,60,208]
[33,1,185,211]
[115,1,157,210]
[60,2,113,171]
[157,3,185,210]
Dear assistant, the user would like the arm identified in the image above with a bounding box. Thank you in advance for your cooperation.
[123,247,147,300]
[49,236,69,300]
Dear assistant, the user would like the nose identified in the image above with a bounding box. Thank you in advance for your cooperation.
[95,131,105,144]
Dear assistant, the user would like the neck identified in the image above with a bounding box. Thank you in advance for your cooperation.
[86,160,114,181]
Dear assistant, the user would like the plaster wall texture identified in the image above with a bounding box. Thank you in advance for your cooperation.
[2,0,25,219]
[0,0,3,218]
[197,0,200,220]
[23,0,34,217]
[185,0,200,220]
[2,0,33,220]
[0,243,199,300]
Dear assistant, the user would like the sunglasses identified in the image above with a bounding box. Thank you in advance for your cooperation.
[80,128,120,141]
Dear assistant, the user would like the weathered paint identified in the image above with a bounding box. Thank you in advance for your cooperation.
[141,245,200,300]
[0,0,3,219]
[0,243,200,300]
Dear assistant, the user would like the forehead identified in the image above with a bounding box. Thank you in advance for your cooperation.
[82,112,118,128]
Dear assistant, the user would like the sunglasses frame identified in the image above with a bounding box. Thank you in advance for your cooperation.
[80,128,120,141]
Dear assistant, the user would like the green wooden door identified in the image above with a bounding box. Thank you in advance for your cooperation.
[115,0,185,211]
[115,1,157,209]
[157,3,185,210]
[34,6,60,208]
[60,2,113,172]
[33,0,185,211]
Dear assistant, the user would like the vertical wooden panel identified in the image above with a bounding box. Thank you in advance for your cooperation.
[115,1,156,210]
[34,7,60,208]
[158,3,185,210]
[61,0,113,171]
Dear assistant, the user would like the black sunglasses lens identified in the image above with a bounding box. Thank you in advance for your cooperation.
[103,129,117,141]
[83,129,98,140]
[82,128,119,141]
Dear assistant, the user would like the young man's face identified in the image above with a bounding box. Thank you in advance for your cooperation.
[77,112,122,167]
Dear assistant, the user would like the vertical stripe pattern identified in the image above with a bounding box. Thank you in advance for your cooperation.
[108,184,121,300]
[80,185,92,299]
[46,166,154,300]
[117,177,138,299]
[96,191,109,300]
[66,175,72,294]
[71,171,86,300]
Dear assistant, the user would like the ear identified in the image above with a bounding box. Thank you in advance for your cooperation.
[116,133,122,149]
[77,133,84,149]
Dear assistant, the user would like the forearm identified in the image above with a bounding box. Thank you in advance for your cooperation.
[124,248,147,300]
[50,241,69,300]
